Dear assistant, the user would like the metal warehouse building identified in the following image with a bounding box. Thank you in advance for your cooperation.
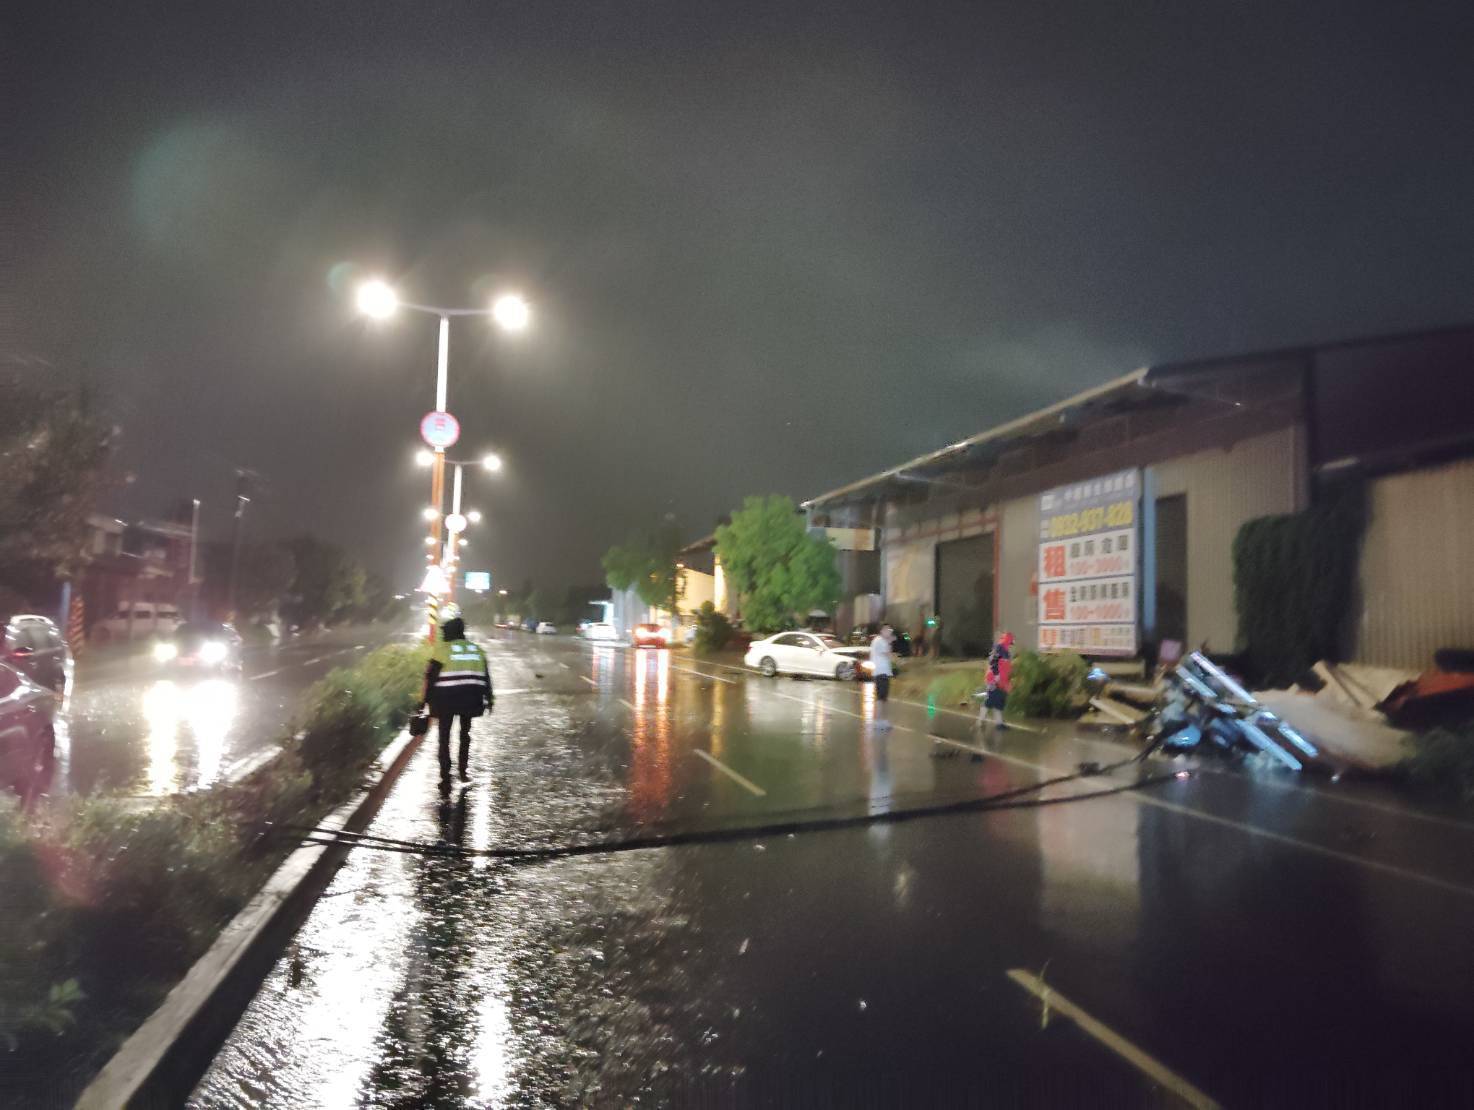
[803,325,1474,669]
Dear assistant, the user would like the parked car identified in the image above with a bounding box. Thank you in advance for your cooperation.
[847,624,913,658]
[153,621,244,672]
[92,601,181,642]
[632,623,670,648]
[2,614,73,695]
[536,621,557,635]
[744,631,872,680]
[0,660,57,802]
[583,622,619,643]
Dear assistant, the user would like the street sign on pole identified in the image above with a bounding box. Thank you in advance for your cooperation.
[464,571,491,592]
[419,411,460,450]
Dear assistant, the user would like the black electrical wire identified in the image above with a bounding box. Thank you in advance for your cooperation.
[265,758,1185,867]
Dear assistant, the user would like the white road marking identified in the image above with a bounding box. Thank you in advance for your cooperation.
[1193,765,1474,835]
[694,749,767,796]
[249,668,282,681]
[1006,969,1220,1109]
[1126,791,1474,899]
[619,698,637,713]
[579,675,596,686]
[926,734,1054,775]
[774,690,1474,897]
[670,663,737,684]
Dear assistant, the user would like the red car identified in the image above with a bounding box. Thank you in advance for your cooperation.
[632,623,669,648]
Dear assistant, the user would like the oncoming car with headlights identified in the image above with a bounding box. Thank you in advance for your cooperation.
[154,621,244,672]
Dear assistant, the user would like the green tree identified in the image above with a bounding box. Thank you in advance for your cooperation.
[601,521,683,615]
[715,495,840,634]
[524,588,547,621]
[284,536,367,627]
[0,378,114,601]
[205,541,295,621]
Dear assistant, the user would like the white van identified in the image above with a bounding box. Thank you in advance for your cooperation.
[92,602,182,642]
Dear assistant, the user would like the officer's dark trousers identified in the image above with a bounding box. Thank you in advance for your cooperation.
[437,713,473,778]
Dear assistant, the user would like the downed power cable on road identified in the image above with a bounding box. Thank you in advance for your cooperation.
[262,758,1187,865]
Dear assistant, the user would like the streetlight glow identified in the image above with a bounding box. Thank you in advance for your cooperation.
[491,293,531,332]
[356,279,399,320]
[422,506,439,521]
[482,452,503,472]
[467,509,482,524]
[414,448,435,467]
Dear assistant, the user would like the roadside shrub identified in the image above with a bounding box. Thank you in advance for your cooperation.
[297,643,426,790]
[0,799,77,1049]
[928,668,990,710]
[0,642,426,1092]
[1399,722,1474,805]
[1008,651,1088,718]
[694,601,734,652]
[63,796,254,972]
[353,642,428,730]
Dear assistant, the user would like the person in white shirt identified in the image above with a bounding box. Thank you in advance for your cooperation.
[869,624,895,729]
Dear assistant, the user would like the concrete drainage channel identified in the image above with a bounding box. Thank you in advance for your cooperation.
[75,729,426,1110]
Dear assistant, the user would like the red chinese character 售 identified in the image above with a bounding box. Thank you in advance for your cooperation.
[1043,588,1066,621]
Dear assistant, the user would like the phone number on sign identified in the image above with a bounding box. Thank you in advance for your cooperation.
[1045,500,1134,539]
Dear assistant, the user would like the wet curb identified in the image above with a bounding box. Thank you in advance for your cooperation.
[76,727,426,1110]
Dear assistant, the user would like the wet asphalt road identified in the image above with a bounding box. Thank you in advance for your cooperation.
[193,634,1474,1107]
[55,627,401,799]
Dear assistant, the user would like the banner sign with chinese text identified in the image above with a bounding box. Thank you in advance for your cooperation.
[1037,469,1139,656]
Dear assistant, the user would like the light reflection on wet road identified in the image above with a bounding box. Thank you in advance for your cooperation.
[193,634,1474,1107]
[56,629,390,798]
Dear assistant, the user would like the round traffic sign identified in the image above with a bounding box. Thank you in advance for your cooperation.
[444,512,468,535]
[419,411,460,449]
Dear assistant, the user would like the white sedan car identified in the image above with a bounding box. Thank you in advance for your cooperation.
[535,621,557,635]
[744,631,871,681]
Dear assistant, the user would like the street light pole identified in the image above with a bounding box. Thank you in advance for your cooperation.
[355,280,530,638]
[444,461,464,598]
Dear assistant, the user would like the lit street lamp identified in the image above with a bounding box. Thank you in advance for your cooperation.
[356,278,531,639]
[437,453,503,596]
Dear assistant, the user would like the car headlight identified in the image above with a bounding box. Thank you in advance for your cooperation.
[153,641,178,662]
[200,640,228,664]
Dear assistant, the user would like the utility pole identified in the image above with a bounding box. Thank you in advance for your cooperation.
[227,471,253,621]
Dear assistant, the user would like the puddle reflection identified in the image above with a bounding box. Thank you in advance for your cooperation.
[142,678,240,793]
[628,649,673,821]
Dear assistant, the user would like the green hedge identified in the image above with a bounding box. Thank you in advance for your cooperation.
[1233,481,1366,686]
[925,650,1087,719]
[0,640,427,1076]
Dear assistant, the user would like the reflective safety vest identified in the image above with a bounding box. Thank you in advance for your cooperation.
[430,638,491,695]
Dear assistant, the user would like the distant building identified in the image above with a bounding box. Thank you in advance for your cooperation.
[804,324,1474,667]
[80,514,198,637]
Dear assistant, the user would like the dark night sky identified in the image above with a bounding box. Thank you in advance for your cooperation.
[9,1,1474,591]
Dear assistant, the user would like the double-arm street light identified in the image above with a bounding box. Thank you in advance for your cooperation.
[356,279,530,633]
[416,450,502,598]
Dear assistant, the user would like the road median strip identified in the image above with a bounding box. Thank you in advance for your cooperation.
[75,727,427,1110]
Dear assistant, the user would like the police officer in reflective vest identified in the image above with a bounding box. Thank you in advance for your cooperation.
[421,617,493,784]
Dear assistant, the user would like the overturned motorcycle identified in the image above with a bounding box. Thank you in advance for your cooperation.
[1091,652,1326,773]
